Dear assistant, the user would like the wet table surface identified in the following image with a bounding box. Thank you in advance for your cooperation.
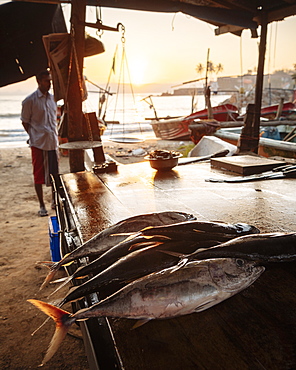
[61,160,296,370]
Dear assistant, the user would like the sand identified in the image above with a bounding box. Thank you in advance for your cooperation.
[0,138,190,369]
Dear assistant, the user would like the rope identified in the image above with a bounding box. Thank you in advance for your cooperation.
[109,24,144,141]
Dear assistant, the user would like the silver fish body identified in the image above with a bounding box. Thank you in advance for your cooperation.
[73,258,264,321]
[41,211,196,288]
[53,221,259,301]
[188,232,296,263]
[61,211,195,262]
[57,240,203,305]
[62,220,259,283]
[29,257,264,365]
[139,221,259,240]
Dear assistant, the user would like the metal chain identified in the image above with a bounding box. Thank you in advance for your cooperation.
[120,24,125,44]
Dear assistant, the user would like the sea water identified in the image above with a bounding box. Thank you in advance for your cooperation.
[0,91,230,147]
[0,94,30,147]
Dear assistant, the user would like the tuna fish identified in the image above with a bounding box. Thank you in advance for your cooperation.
[29,257,264,366]
[51,240,215,303]
[41,211,196,288]
[138,221,259,240]
[49,221,259,296]
[187,232,296,263]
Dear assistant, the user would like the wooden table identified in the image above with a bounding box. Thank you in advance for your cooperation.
[60,160,296,370]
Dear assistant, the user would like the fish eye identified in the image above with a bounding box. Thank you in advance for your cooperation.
[236,259,244,267]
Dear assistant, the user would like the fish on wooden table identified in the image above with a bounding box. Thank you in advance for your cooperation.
[138,221,260,241]
[29,257,264,366]
[51,240,220,303]
[49,221,259,295]
[40,211,196,288]
[186,232,296,263]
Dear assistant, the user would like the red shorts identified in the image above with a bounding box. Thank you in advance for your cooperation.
[31,147,59,185]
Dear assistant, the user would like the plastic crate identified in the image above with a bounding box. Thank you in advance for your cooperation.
[49,216,61,262]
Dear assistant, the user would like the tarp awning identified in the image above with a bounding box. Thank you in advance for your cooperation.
[0,2,67,87]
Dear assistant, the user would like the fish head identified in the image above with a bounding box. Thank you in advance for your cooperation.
[208,258,265,293]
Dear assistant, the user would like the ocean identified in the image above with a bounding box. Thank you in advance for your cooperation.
[0,91,230,147]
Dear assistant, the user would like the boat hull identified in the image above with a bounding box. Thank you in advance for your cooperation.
[151,104,239,140]
[186,103,239,122]
[215,130,296,159]
[260,102,296,120]
[151,117,191,140]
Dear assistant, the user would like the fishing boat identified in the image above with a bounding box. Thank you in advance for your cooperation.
[214,126,296,160]
[260,101,296,120]
[150,103,239,140]
[186,103,239,121]
[2,1,296,370]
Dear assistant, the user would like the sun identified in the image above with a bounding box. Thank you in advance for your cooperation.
[129,58,148,85]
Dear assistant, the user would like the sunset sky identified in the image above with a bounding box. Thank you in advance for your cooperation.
[1,4,296,94]
[81,6,296,91]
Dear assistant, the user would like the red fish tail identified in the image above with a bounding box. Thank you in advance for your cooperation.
[28,299,74,366]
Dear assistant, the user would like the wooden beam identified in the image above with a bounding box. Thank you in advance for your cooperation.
[266,4,296,23]
[67,0,86,172]
[13,0,67,4]
[237,12,268,154]
[215,24,244,35]
[253,13,268,152]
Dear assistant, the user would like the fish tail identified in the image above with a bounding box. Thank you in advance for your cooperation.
[40,268,60,290]
[35,261,55,268]
[50,276,70,284]
[40,253,77,289]
[48,275,73,297]
[28,299,74,366]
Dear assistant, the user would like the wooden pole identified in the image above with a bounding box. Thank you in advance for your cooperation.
[252,12,268,153]
[67,0,86,172]
[204,48,210,108]
[238,13,268,154]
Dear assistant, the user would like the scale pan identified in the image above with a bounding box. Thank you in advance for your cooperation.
[109,137,144,143]
[59,141,102,149]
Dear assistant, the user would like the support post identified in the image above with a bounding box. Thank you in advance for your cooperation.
[238,13,268,154]
[67,0,86,172]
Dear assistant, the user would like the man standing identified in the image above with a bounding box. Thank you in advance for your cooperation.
[21,70,59,216]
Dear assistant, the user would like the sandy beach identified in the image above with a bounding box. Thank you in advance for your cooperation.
[0,138,190,369]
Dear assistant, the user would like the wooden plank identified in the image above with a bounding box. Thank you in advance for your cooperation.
[210,155,285,175]
[61,171,131,242]
[60,162,296,370]
[104,262,296,369]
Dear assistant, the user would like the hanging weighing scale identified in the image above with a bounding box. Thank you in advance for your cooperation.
[59,15,144,151]
[109,137,144,143]
[59,141,102,150]
[107,24,144,144]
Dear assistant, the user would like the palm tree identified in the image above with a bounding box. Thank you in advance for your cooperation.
[215,63,224,75]
[207,61,215,75]
[195,63,204,76]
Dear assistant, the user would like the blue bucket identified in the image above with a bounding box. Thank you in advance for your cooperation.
[49,216,61,262]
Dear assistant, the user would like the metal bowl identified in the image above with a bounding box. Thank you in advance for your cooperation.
[145,151,183,171]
